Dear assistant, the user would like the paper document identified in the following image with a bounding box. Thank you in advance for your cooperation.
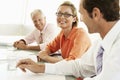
[0,49,10,60]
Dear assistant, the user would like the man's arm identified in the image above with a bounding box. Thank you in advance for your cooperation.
[16,58,45,73]
[25,44,40,50]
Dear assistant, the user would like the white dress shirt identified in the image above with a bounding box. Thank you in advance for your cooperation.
[45,20,120,80]
[24,23,58,50]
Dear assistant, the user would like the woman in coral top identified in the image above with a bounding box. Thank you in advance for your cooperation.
[37,1,91,63]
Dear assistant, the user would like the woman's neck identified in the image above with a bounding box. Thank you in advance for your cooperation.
[63,27,73,38]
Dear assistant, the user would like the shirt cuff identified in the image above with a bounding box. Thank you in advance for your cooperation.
[20,39,26,45]
[45,63,56,74]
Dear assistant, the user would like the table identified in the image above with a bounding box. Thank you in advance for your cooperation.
[0,41,76,80]
[0,63,66,80]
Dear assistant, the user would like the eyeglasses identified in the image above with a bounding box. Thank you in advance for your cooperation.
[56,12,74,18]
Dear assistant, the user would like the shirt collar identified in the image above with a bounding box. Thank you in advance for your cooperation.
[62,27,77,39]
[101,20,120,53]
[40,23,47,33]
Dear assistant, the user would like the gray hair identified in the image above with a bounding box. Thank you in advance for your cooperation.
[31,9,45,18]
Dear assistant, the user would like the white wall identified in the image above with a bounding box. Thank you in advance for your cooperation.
[0,24,23,36]
[0,24,34,36]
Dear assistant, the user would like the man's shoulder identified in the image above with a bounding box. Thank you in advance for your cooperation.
[46,23,58,30]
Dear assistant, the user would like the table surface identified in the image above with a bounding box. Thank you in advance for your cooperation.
[0,38,76,80]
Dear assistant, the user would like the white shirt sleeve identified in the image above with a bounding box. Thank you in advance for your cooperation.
[24,29,38,44]
[45,63,56,74]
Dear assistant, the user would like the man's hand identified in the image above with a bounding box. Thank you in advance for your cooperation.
[13,40,28,50]
[16,58,45,73]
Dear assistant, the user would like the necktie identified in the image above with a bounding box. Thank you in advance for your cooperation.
[39,32,43,43]
[96,46,104,74]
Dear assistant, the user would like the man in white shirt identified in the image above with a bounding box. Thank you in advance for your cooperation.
[17,0,120,80]
[13,9,58,51]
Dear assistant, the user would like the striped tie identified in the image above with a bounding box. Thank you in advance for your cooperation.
[96,46,104,74]
[39,32,43,43]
